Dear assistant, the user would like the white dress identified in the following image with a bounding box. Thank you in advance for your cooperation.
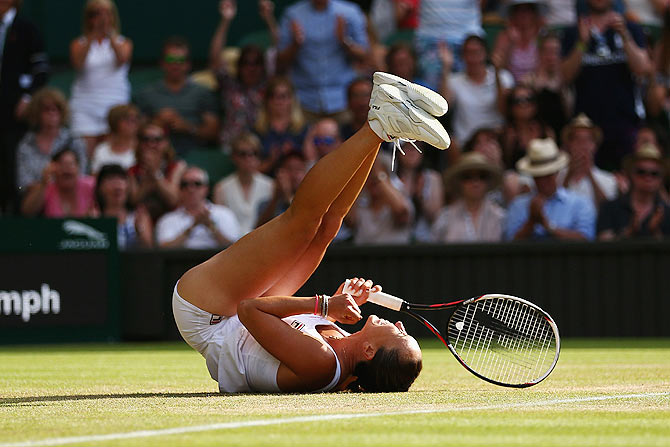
[70,36,131,136]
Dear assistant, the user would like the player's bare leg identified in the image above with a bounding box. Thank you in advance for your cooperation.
[177,125,383,316]
[177,73,450,316]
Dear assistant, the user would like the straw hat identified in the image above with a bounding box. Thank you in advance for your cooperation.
[561,113,603,145]
[516,138,569,177]
[443,152,502,190]
[501,0,549,17]
[622,143,665,175]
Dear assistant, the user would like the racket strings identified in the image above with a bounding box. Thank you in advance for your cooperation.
[448,297,557,385]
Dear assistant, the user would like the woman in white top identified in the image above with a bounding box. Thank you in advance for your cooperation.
[90,104,138,174]
[440,34,514,146]
[172,74,453,393]
[213,132,273,235]
[69,0,132,157]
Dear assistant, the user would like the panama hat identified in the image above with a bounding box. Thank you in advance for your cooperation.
[516,138,569,177]
[622,143,665,175]
[560,113,603,145]
[443,152,502,190]
[501,0,549,18]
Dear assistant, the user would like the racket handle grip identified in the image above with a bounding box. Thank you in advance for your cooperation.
[342,280,405,311]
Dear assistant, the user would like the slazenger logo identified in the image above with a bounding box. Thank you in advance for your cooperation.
[0,284,61,322]
[59,220,109,249]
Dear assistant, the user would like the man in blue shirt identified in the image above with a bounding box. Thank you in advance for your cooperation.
[277,0,368,120]
[505,138,596,241]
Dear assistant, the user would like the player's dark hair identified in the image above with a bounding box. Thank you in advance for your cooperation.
[348,347,422,392]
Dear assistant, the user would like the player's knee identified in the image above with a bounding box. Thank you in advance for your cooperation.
[319,214,343,241]
[284,207,322,241]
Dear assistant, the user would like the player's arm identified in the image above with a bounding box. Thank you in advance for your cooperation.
[237,294,361,390]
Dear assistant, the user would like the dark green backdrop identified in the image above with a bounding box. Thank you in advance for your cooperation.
[19,0,296,64]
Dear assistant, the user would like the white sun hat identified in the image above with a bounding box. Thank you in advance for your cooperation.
[516,138,569,177]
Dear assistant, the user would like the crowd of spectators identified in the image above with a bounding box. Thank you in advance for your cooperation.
[2,0,670,250]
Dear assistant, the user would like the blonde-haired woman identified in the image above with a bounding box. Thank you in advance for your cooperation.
[69,0,133,157]
[255,77,307,174]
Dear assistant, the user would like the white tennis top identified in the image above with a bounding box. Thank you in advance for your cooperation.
[209,313,345,393]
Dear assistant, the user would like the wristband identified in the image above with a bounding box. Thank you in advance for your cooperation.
[314,294,330,318]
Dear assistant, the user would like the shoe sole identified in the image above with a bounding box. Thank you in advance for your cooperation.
[373,72,449,117]
[379,84,451,150]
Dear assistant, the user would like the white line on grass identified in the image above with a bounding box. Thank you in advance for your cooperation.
[1,391,668,447]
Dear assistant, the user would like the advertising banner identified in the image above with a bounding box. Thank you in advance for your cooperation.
[0,218,119,343]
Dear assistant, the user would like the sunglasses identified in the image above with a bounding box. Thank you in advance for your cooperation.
[314,136,337,147]
[461,171,489,182]
[164,54,188,64]
[512,95,535,105]
[140,135,165,143]
[634,167,662,178]
[180,180,205,189]
[233,150,259,158]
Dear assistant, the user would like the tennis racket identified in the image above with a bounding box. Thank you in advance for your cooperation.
[343,281,560,388]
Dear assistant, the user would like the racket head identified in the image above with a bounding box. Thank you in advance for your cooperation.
[446,294,560,388]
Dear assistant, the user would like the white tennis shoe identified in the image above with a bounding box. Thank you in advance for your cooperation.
[373,71,449,117]
[368,82,451,152]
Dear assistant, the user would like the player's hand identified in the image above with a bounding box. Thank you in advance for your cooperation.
[327,293,362,324]
[335,277,382,306]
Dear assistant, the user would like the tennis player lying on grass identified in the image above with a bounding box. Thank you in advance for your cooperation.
[173,72,451,393]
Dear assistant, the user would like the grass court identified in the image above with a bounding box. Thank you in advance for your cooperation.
[0,338,668,446]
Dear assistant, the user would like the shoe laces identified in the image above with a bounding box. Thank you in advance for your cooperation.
[391,138,422,171]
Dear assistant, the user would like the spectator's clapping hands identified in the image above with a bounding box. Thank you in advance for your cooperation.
[335,16,347,44]
[193,203,212,226]
[156,108,191,134]
[134,205,154,244]
[529,195,546,225]
[41,162,56,185]
[607,12,629,39]
[290,20,305,47]
[578,18,591,43]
